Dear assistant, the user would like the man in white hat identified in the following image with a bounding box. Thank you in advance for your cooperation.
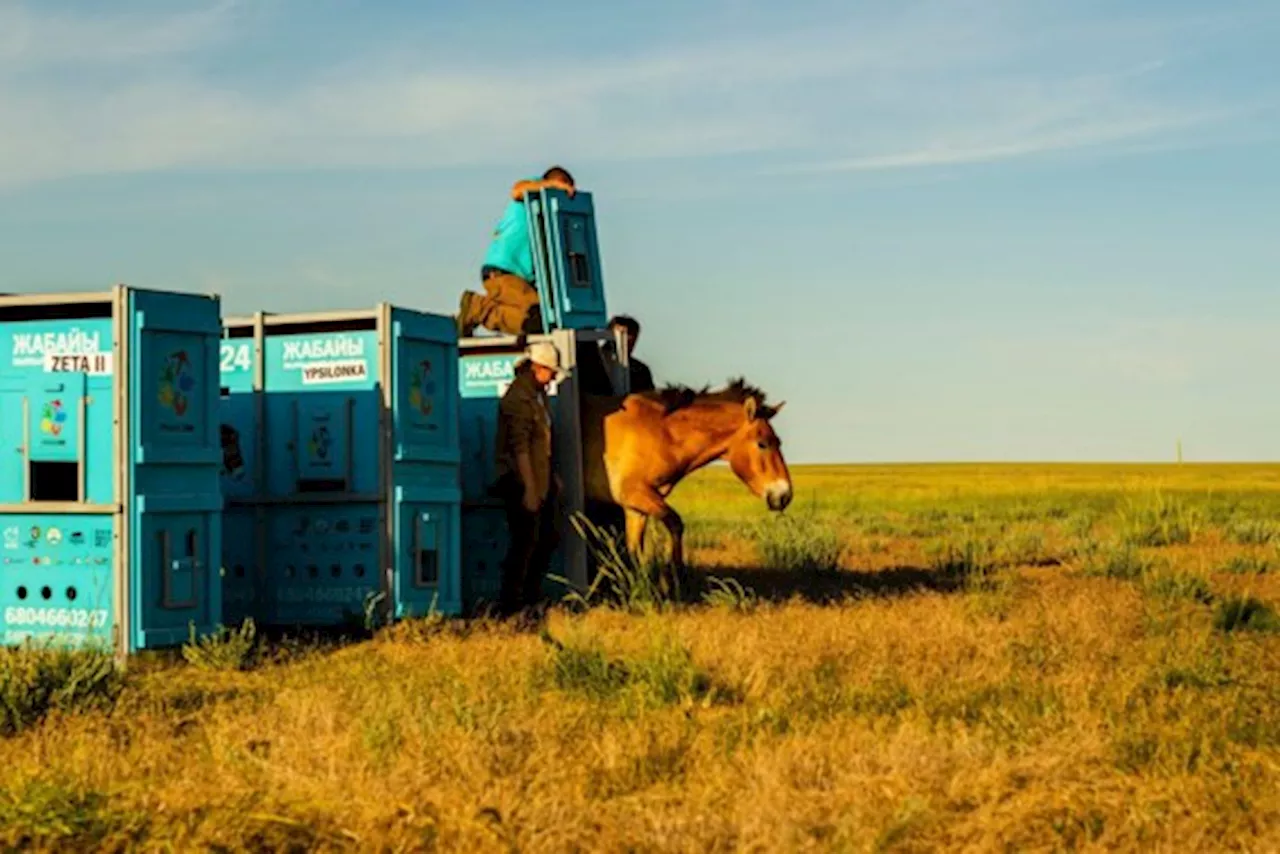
[493,341,568,620]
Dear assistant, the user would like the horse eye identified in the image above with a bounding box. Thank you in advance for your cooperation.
[757,441,768,451]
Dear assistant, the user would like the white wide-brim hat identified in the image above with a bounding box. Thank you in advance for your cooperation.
[515,341,569,381]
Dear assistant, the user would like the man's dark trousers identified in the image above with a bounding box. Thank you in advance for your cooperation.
[498,477,560,617]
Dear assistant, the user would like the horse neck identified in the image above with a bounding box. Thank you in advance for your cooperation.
[666,402,744,474]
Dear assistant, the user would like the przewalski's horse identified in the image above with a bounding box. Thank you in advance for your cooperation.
[580,378,793,587]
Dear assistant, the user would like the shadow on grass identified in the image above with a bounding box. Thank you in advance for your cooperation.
[686,563,971,606]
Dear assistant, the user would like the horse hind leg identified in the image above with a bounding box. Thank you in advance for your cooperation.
[658,507,689,597]
[618,488,683,594]
[624,508,649,560]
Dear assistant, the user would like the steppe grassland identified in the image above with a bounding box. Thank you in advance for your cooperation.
[1,463,1279,852]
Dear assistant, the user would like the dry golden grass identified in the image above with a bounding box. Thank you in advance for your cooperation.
[3,463,1280,852]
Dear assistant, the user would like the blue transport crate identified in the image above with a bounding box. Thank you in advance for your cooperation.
[522,188,611,332]
[456,328,629,613]
[0,285,224,656]
[219,304,461,628]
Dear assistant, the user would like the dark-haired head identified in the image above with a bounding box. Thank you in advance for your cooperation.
[543,165,575,186]
[609,314,640,337]
[609,314,641,354]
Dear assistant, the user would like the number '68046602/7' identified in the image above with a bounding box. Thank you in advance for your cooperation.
[3,607,109,629]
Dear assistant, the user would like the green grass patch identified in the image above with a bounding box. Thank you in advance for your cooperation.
[0,781,149,850]
[1117,492,1202,547]
[752,508,844,572]
[538,629,738,711]
[1224,519,1277,546]
[182,618,260,672]
[1214,597,1280,634]
[1219,554,1273,575]
[0,644,124,737]
[1076,539,1160,581]
[1142,571,1216,605]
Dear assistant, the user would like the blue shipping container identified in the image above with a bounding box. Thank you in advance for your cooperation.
[0,286,224,656]
[219,305,461,628]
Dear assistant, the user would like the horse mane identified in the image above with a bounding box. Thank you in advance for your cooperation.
[637,377,773,416]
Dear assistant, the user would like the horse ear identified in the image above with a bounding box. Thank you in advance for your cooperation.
[744,397,758,420]
[772,401,786,416]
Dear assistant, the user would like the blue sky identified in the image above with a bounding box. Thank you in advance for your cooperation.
[1,0,1277,463]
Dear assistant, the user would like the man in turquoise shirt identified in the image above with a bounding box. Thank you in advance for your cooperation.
[457,166,576,337]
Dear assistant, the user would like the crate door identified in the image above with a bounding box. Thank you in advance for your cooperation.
[394,498,460,617]
[525,190,609,330]
[390,309,461,616]
[129,289,224,650]
[390,309,459,468]
[134,510,220,646]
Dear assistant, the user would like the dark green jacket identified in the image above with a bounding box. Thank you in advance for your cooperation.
[628,356,655,393]
[495,367,554,501]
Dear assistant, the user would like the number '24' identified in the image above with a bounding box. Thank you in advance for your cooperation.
[220,343,252,373]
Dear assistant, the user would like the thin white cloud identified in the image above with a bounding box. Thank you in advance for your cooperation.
[0,0,239,66]
[0,0,1266,189]
[781,111,1226,174]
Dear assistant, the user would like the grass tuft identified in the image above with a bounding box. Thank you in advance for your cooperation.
[1142,571,1216,605]
[752,506,843,572]
[701,576,760,613]
[1075,539,1159,581]
[562,513,676,612]
[1219,554,1273,575]
[1224,519,1277,546]
[0,644,123,737]
[0,781,149,850]
[538,628,737,711]
[181,618,260,672]
[1213,596,1280,634]
[1117,491,1202,547]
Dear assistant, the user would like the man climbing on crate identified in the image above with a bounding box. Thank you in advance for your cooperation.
[493,340,568,623]
[456,166,576,338]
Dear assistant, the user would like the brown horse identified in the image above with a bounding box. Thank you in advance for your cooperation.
[580,378,793,586]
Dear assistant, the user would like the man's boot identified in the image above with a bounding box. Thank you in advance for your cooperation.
[456,291,480,338]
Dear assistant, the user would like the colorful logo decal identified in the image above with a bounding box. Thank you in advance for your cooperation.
[158,350,195,416]
[40,399,67,436]
[409,358,436,416]
[308,426,332,460]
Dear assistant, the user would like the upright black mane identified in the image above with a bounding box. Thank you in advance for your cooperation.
[638,377,770,415]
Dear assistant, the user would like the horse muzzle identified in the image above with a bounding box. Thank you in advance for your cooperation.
[765,480,793,512]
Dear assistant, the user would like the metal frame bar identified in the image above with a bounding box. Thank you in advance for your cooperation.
[77,394,88,503]
[251,310,267,616]
[0,502,117,514]
[112,283,130,664]
[0,291,115,308]
[21,397,30,501]
[377,302,394,625]
[224,308,381,329]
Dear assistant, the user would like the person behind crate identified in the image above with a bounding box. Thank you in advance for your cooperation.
[493,340,567,621]
[456,167,576,337]
[607,314,655,393]
[589,314,656,553]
